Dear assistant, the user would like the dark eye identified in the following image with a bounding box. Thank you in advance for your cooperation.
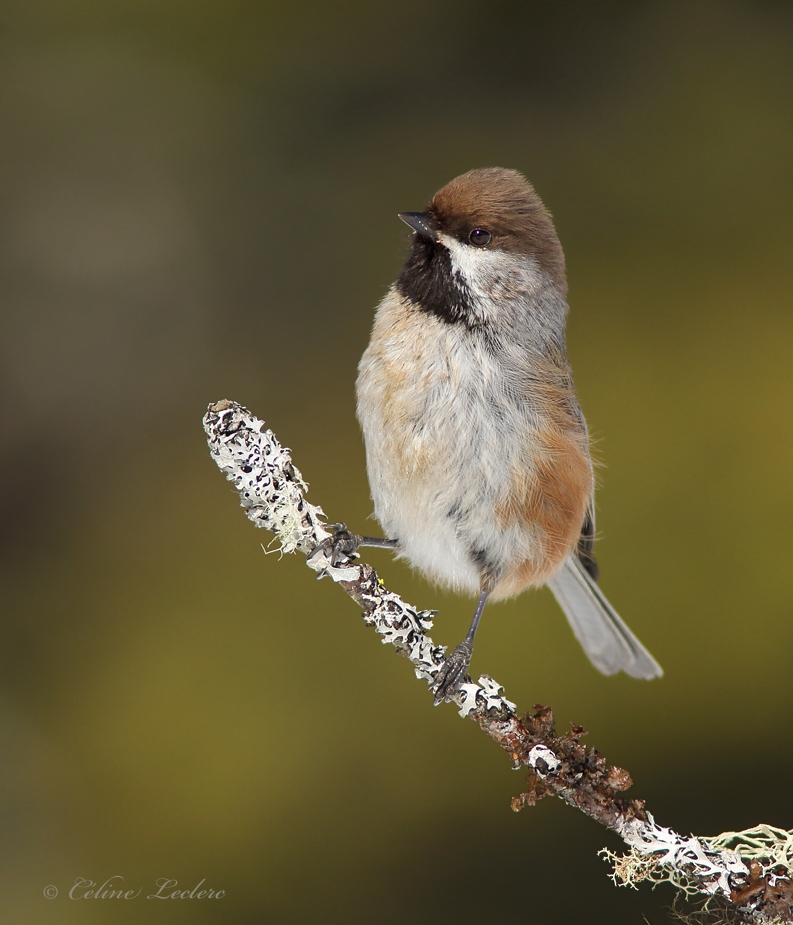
[468,228,492,247]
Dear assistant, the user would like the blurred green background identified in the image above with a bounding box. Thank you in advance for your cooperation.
[1,1,792,922]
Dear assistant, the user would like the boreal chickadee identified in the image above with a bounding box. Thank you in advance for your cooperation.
[340,167,662,702]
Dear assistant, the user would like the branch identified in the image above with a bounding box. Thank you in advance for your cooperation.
[203,399,793,924]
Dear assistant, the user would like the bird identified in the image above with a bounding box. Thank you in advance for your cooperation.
[343,167,662,703]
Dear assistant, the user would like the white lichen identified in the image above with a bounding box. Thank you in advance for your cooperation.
[527,744,561,775]
[203,400,515,716]
[603,818,793,905]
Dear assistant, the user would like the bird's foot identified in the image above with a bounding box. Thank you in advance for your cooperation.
[431,638,473,706]
[308,523,363,572]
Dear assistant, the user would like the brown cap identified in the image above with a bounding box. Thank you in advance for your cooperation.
[428,167,566,291]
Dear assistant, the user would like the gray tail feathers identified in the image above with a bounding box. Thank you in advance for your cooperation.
[547,557,663,680]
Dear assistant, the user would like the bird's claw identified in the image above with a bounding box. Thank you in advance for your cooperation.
[431,638,473,705]
[308,523,363,572]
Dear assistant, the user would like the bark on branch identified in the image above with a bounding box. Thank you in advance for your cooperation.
[203,398,793,924]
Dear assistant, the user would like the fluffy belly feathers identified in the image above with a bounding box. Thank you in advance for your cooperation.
[356,297,592,600]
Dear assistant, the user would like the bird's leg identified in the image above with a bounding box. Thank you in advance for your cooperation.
[309,523,399,569]
[431,590,490,705]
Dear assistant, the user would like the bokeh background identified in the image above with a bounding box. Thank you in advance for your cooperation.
[2,1,792,922]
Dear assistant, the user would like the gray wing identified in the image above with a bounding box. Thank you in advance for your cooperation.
[547,556,663,680]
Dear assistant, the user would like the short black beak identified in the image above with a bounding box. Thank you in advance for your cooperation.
[398,211,437,241]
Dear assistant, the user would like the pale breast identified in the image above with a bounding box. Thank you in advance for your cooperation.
[356,288,593,598]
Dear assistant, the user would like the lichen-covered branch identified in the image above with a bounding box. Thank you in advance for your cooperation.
[203,399,793,924]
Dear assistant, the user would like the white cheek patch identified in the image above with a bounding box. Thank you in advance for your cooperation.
[440,234,545,324]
